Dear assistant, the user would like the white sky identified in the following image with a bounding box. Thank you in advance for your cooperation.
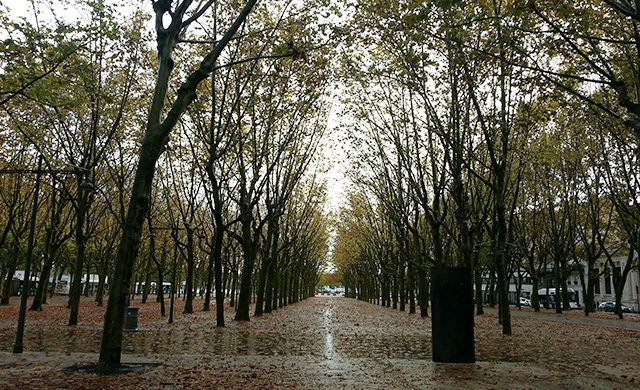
[324,99,348,213]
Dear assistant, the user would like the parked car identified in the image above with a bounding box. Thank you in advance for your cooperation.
[597,301,632,313]
[519,297,531,307]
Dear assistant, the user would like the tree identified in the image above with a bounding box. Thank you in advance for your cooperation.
[0,2,80,108]
[0,153,35,305]
[526,0,640,148]
[599,116,640,319]
[29,180,73,311]
[162,137,203,315]
[98,0,259,372]
[1,0,149,325]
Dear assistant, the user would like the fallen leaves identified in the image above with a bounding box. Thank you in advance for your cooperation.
[0,296,639,389]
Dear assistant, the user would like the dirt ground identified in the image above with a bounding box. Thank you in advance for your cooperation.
[0,295,639,389]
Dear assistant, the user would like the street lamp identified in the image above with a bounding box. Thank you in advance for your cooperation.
[79,176,95,192]
[0,158,94,353]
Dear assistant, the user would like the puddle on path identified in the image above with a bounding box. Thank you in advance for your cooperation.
[124,328,327,356]
[0,328,102,353]
[0,299,524,363]
[323,305,336,358]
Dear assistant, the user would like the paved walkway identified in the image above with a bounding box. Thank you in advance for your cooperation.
[1,297,639,389]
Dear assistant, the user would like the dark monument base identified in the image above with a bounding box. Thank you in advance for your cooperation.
[431,266,475,363]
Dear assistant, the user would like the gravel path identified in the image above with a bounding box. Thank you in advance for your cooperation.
[1,296,639,389]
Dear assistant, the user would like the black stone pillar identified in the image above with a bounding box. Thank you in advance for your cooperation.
[431,266,475,363]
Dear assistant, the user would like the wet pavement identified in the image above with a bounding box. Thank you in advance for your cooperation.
[1,297,639,389]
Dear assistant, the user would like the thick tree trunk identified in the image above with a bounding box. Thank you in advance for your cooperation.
[141,253,153,304]
[30,253,53,311]
[271,265,279,311]
[495,252,511,333]
[235,211,257,321]
[291,269,300,304]
[0,271,5,303]
[230,270,237,307]
[280,274,288,307]
[408,264,416,314]
[1,245,19,305]
[203,242,214,312]
[531,276,540,312]
[157,269,165,316]
[495,169,512,334]
[97,0,259,371]
[399,262,406,311]
[264,256,275,314]
[183,228,195,314]
[148,227,165,315]
[95,261,108,307]
[554,258,563,314]
[213,230,225,326]
[473,253,484,315]
[254,217,277,317]
[31,204,60,312]
[614,250,635,320]
[392,272,398,309]
[69,184,89,326]
[83,265,91,297]
[419,269,429,317]
[584,264,596,316]
[97,143,159,371]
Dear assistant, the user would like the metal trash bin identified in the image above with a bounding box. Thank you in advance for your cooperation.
[123,306,139,332]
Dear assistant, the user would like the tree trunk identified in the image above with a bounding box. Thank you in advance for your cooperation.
[399,262,406,311]
[554,258,563,314]
[83,265,91,297]
[264,255,276,314]
[95,260,108,307]
[230,270,237,307]
[614,249,635,320]
[96,0,258,372]
[30,252,53,311]
[183,228,195,314]
[531,275,540,312]
[97,142,164,371]
[473,254,484,315]
[141,251,153,304]
[271,265,279,311]
[69,184,89,326]
[235,212,257,321]
[255,216,277,317]
[31,199,61,312]
[157,266,165,316]
[408,264,416,314]
[203,239,214,312]
[419,268,429,317]
[392,271,398,309]
[213,229,225,326]
[584,264,596,316]
[1,247,19,305]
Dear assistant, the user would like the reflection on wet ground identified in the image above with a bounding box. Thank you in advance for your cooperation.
[1,299,438,360]
[0,298,517,363]
[323,305,335,358]
[125,328,328,357]
[3,297,640,390]
[0,327,103,354]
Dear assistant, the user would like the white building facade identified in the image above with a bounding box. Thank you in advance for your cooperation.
[569,256,640,312]
[482,255,640,312]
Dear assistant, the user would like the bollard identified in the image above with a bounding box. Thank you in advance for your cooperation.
[123,306,139,332]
